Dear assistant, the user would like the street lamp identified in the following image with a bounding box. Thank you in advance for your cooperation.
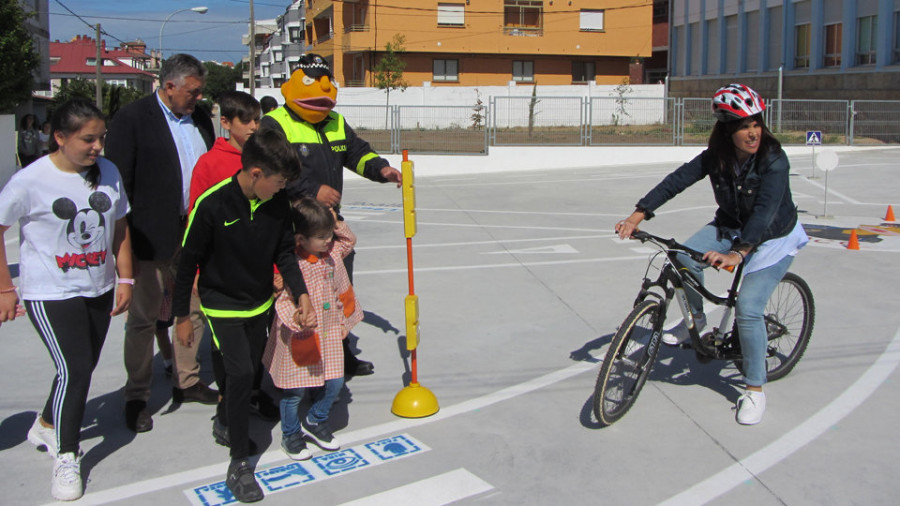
[158,6,209,59]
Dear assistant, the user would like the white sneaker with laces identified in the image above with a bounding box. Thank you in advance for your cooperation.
[27,414,57,458]
[662,313,706,346]
[52,451,83,501]
[735,390,767,425]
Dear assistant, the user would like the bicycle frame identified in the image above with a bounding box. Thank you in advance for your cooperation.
[631,231,746,360]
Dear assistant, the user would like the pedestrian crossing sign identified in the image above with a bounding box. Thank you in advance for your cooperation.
[806,131,822,145]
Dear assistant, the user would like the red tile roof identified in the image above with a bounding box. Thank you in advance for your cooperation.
[51,36,156,78]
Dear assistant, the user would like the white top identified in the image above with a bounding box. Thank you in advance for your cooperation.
[0,155,130,300]
[744,220,809,275]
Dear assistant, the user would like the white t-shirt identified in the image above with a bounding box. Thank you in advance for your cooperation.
[0,155,130,300]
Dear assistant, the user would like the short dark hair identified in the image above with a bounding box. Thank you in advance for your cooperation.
[159,53,206,86]
[260,96,278,115]
[241,128,300,181]
[290,197,335,238]
[218,91,260,123]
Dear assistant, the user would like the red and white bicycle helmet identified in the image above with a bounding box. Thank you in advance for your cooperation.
[712,83,765,122]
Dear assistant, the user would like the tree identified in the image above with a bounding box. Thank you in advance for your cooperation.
[373,34,408,127]
[527,82,540,137]
[610,78,633,126]
[0,0,41,113]
[471,88,485,130]
[50,78,143,119]
[203,61,242,103]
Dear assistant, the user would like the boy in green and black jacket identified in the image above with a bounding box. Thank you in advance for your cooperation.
[173,129,315,503]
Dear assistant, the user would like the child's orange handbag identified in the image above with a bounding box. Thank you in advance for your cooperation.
[291,330,321,366]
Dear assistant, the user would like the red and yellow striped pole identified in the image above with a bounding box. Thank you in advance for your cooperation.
[391,149,439,418]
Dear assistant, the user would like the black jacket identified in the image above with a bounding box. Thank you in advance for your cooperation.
[636,147,798,250]
[172,176,307,318]
[260,107,390,204]
[105,93,215,261]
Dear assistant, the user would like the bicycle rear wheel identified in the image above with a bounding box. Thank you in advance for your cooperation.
[593,300,663,426]
[763,272,815,381]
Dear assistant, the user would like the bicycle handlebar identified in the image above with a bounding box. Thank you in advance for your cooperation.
[631,230,735,273]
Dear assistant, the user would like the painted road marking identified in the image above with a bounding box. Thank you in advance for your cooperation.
[185,434,429,506]
[355,255,648,276]
[660,324,900,505]
[484,244,579,255]
[356,234,609,251]
[338,468,493,506]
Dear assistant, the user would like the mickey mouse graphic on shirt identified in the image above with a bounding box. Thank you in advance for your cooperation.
[52,191,111,272]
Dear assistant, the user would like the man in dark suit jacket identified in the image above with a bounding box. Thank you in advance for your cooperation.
[106,53,218,433]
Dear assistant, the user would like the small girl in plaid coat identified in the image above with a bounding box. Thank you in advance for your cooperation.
[263,197,363,460]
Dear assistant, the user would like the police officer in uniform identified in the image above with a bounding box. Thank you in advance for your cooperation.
[261,54,402,377]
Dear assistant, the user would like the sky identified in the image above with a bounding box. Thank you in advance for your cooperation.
[49,0,292,64]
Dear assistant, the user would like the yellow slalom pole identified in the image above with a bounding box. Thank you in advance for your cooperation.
[391,149,439,418]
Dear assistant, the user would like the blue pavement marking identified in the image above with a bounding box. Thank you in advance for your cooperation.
[185,434,430,506]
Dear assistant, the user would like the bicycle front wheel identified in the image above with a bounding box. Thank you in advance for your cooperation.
[593,300,663,426]
[763,272,815,381]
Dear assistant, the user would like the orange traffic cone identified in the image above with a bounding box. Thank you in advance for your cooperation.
[847,229,860,250]
[885,205,896,222]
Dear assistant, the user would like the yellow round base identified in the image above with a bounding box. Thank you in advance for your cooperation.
[391,382,439,418]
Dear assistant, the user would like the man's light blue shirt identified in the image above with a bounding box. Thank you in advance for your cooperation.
[156,92,208,213]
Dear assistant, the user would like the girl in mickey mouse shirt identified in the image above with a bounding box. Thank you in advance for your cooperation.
[0,99,133,502]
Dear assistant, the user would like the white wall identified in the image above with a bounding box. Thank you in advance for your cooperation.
[244,83,666,107]
[243,83,668,130]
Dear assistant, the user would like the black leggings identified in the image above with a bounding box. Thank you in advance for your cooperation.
[26,291,114,455]
[208,312,269,459]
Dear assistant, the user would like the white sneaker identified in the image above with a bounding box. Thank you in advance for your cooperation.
[27,414,57,458]
[52,452,83,501]
[735,390,767,425]
[662,313,706,346]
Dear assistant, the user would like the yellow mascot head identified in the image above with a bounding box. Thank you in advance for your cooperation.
[281,53,338,124]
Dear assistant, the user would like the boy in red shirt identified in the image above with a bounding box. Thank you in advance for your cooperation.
[189,91,260,212]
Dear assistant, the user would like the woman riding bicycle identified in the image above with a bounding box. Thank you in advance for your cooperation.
[614,83,809,425]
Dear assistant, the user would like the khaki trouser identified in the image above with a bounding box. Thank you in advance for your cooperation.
[123,259,205,402]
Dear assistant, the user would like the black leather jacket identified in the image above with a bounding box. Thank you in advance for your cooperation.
[635,148,798,250]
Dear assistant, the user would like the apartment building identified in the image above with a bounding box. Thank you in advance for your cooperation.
[667,0,900,100]
[249,0,654,88]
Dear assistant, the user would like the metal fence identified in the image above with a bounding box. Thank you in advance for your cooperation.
[334,98,900,155]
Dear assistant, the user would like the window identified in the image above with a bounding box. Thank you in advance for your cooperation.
[795,23,810,68]
[894,11,900,63]
[504,1,543,36]
[289,27,301,42]
[512,60,534,82]
[572,61,595,83]
[580,10,604,32]
[857,15,877,65]
[652,1,668,21]
[824,23,842,67]
[433,59,458,81]
[438,3,464,27]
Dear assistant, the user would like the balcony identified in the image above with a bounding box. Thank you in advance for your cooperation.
[503,26,543,36]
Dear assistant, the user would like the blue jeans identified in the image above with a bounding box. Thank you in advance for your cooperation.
[280,377,344,436]
[679,225,794,387]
